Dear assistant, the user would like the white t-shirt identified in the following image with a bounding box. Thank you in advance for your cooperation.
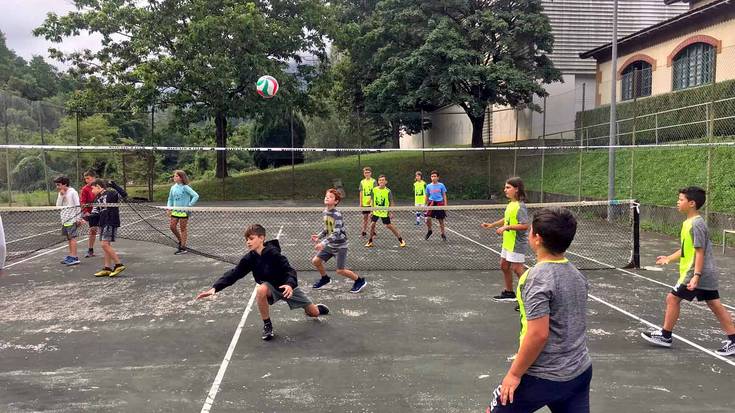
[56,187,81,226]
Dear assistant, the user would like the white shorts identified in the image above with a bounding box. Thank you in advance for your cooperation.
[500,248,525,263]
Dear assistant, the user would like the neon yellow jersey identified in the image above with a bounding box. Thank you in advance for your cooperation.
[503,201,520,251]
[360,178,376,207]
[372,187,391,218]
[413,180,426,205]
[678,217,696,285]
[517,258,570,346]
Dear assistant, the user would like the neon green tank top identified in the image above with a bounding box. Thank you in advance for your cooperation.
[372,187,390,218]
[360,178,376,207]
[678,217,696,285]
[413,180,426,205]
[503,201,521,251]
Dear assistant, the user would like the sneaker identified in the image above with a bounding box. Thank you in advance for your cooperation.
[399,239,406,248]
[94,268,112,277]
[262,323,274,341]
[316,303,330,315]
[84,250,95,258]
[61,256,72,264]
[66,257,80,266]
[312,276,331,289]
[715,339,735,356]
[492,290,517,302]
[425,230,433,240]
[441,234,447,241]
[365,240,374,247]
[109,264,126,277]
[350,277,367,293]
[174,247,188,255]
[514,304,520,312]
[641,330,673,348]
[415,217,421,225]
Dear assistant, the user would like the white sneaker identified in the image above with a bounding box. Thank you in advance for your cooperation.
[715,340,735,356]
[641,330,673,348]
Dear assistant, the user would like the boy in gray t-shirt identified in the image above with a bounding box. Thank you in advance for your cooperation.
[642,187,735,356]
[489,207,592,413]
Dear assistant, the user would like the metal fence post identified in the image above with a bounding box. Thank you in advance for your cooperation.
[540,96,547,202]
[3,95,12,205]
[578,84,586,202]
[75,111,81,189]
[513,109,519,176]
[37,102,52,205]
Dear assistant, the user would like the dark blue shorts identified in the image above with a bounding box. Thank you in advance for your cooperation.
[488,366,592,413]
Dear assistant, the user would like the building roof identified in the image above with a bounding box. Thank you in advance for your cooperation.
[579,0,732,61]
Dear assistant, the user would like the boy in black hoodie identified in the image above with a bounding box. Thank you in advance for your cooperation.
[89,179,125,277]
[196,224,329,340]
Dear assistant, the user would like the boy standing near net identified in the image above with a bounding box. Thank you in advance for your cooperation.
[488,207,592,412]
[54,176,81,266]
[80,170,99,258]
[365,175,406,248]
[89,179,125,277]
[196,224,330,341]
[642,187,735,356]
[359,166,377,237]
[311,188,367,293]
[413,171,427,225]
[424,170,447,241]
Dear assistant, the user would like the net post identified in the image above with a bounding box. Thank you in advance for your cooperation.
[3,95,11,206]
[76,111,81,189]
[625,200,641,269]
[540,96,547,203]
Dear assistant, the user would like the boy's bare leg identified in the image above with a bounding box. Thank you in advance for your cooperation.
[438,219,445,235]
[312,256,327,277]
[511,263,525,279]
[88,228,97,250]
[426,217,433,231]
[500,258,513,292]
[706,299,735,335]
[101,241,121,265]
[256,284,271,320]
[663,293,683,332]
[304,304,320,317]
[336,268,359,281]
[385,223,401,239]
[169,218,182,245]
[180,219,189,248]
[69,238,77,257]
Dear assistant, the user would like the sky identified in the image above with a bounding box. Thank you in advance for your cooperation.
[0,0,103,67]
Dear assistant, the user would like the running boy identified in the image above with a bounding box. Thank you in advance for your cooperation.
[54,175,81,266]
[311,188,367,293]
[79,170,99,258]
[413,171,427,225]
[488,207,592,412]
[365,175,406,248]
[359,166,377,237]
[88,179,126,277]
[167,170,199,255]
[482,177,529,303]
[196,224,330,341]
[642,187,735,356]
[424,170,447,241]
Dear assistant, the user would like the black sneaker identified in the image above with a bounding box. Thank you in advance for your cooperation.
[312,276,331,289]
[317,303,330,315]
[492,290,517,303]
[441,234,447,241]
[641,330,672,348]
[715,340,735,356]
[174,247,188,255]
[350,277,367,293]
[425,230,433,240]
[261,323,274,341]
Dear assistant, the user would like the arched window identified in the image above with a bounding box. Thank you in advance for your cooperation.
[621,61,652,101]
[672,42,715,90]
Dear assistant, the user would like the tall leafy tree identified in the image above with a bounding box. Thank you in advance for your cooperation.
[35,0,329,177]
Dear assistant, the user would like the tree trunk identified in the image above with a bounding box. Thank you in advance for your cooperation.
[215,112,228,178]
[469,112,486,148]
[390,121,400,148]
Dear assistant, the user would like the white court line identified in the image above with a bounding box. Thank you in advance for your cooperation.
[444,224,735,368]
[200,225,284,413]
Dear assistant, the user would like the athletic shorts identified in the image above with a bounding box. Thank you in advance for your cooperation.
[426,200,446,220]
[671,284,720,302]
[501,248,525,264]
[264,282,313,310]
[316,245,348,269]
[83,214,99,228]
[362,210,372,215]
[61,224,78,240]
[488,366,592,413]
[170,212,189,219]
[100,226,118,242]
[371,215,391,225]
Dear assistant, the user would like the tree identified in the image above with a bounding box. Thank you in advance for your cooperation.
[35,0,329,177]
[251,111,306,169]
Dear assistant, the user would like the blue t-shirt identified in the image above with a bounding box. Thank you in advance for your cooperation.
[426,182,447,202]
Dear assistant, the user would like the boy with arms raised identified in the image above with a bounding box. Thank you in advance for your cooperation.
[311,188,367,293]
[196,224,330,341]
[488,207,592,412]
[642,186,735,356]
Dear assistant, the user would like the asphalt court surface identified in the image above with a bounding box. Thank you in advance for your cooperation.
[1,219,734,412]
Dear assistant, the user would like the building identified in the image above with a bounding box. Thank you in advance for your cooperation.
[400,0,688,148]
[580,0,734,106]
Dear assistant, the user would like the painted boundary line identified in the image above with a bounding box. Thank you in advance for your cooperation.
[200,225,284,413]
[444,224,735,368]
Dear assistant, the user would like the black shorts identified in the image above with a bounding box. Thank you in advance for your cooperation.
[362,210,372,215]
[426,200,446,220]
[84,214,100,227]
[671,284,720,302]
[371,215,391,225]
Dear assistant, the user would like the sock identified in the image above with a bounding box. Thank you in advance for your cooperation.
[661,329,672,339]
[728,334,735,343]
[103,267,112,271]
[398,237,403,242]
[322,274,330,279]
[263,318,272,326]
[88,248,94,253]
[114,263,124,268]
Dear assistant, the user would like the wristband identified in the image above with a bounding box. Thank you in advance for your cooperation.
[693,272,702,277]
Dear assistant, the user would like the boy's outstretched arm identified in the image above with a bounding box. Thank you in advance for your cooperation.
[196,257,252,299]
[656,249,681,265]
[688,248,705,290]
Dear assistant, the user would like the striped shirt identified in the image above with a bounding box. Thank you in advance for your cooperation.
[317,208,347,248]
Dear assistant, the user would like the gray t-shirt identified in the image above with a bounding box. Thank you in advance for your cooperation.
[514,203,529,254]
[520,260,591,381]
[688,216,718,290]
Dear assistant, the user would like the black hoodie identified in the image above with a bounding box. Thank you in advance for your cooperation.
[212,239,298,292]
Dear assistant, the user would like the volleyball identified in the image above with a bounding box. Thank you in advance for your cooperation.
[256,75,279,99]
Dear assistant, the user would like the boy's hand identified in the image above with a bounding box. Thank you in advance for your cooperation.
[481,222,493,229]
[195,287,216,300]
[499,372,521,406]
[310,234,319,242]
[687,276,699,291]
[279,285,293,299]
[656,256,670,265]
[314,243,324,252]
[495,226,507,235]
